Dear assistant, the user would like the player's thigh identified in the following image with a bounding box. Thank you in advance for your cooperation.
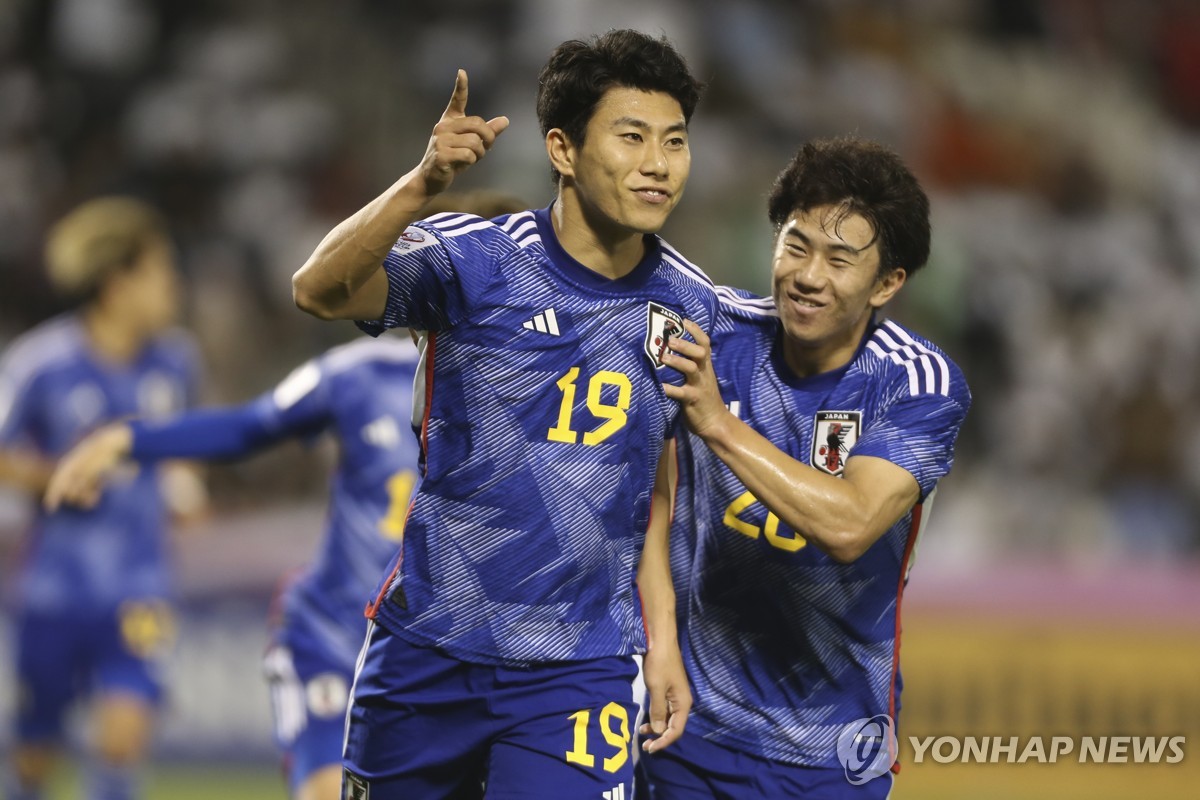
[485,656,640,799]
[343,623,490,799]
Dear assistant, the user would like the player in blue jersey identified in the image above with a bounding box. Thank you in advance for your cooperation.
[43,190,528,800]
[641,138,972,799]
[43,335,419,800]
[0,197,203,800]
[291,29,713,800]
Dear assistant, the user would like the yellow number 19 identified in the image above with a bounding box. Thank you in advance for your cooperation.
[547,368,632,446]
[565,702,631,773]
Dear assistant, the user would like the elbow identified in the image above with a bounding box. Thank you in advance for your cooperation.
[817,526,874,564]
[291,272,338,320]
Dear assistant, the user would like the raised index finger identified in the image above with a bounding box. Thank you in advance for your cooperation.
[443,69,468,118]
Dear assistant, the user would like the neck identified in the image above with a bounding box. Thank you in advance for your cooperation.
[781,315,874,379]
[83,305,143,364]
[550,192,646,279]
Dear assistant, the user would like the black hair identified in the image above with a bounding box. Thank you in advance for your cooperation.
[536,29,705,182]
[768,137,931,277]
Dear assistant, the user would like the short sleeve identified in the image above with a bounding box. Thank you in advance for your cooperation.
[0,357,40,448]
[356,216,506,337]
[852,392,969,498]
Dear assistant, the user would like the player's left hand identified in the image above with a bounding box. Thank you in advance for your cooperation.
[43,423,133,511]
[639,639,691,753]
[661,319,729,441]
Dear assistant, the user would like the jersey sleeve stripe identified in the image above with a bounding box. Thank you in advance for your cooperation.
[866,340,923,396]
[499,211,535,233]
[660,245,715,289]
[880,321,951,396]
[437,219,496,238]
[715,286,778,317]
[422,212,479,230]
[504,218,538,242]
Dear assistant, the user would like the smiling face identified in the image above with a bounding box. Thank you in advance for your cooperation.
[771,203,906,376]
[549,86,690,244]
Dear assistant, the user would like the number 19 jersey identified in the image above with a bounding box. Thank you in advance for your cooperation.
[357,207,716,665]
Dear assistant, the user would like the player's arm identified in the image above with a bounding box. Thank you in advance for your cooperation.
[0,449,55,496]
[43,395,321,512]
[663,320,918,564]
[292,70,509,321]
[636,440,691,753]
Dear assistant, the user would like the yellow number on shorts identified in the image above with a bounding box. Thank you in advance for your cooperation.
[547,368,632,446]
[564,702,631,773]
[379,469,416,542]
[723,491,807,552]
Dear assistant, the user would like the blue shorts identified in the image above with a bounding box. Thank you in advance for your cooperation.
[344,621,640,800]
[13,601,172,743]
[636,727,895,800]
[263,618,356,792]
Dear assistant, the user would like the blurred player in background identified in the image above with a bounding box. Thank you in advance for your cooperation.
[0,197,205,800]
[43,191,526,800]
[640,138,971,798]
[291,29,713,800]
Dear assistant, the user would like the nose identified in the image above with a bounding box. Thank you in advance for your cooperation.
[640,141,668,178]
[789,255,827,292]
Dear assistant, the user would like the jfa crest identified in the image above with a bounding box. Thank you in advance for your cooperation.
[344,769,369,800]
[811,411,861,476]
[645,302,684,369]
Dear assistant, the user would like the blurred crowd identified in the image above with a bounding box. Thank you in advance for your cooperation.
[2,0,1198,562]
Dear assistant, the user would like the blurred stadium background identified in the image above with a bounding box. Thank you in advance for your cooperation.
[1,0,1198,797]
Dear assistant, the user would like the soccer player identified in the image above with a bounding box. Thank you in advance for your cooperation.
[43,190,528,800]
[641,138,972,798]
[290,29,713,799]
[0,197,203,800]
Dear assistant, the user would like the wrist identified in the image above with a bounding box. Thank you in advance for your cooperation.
[695,407,737,445]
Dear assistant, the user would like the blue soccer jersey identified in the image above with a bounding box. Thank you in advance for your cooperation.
[253,336,423,669]
[0,315,199,613]
[357,206,717,665]
[673,287,970,768]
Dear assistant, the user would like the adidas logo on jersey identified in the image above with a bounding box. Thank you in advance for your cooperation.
[602,785,626,800]
[522,308,560,336]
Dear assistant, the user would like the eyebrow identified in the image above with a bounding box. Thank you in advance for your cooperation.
[611,117,688,135]
[786,228,862,257]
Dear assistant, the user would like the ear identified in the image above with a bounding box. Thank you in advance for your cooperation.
[545,128,576,180]
[870,267,907,309]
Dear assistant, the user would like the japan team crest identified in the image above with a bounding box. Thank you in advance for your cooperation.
[811,410,861,476]
[344,769,370,800]
[645,301,684,368]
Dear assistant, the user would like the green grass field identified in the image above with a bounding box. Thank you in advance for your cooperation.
[47,763,287,800]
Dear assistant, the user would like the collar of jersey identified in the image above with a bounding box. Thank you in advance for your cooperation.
[533,205,662,293]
